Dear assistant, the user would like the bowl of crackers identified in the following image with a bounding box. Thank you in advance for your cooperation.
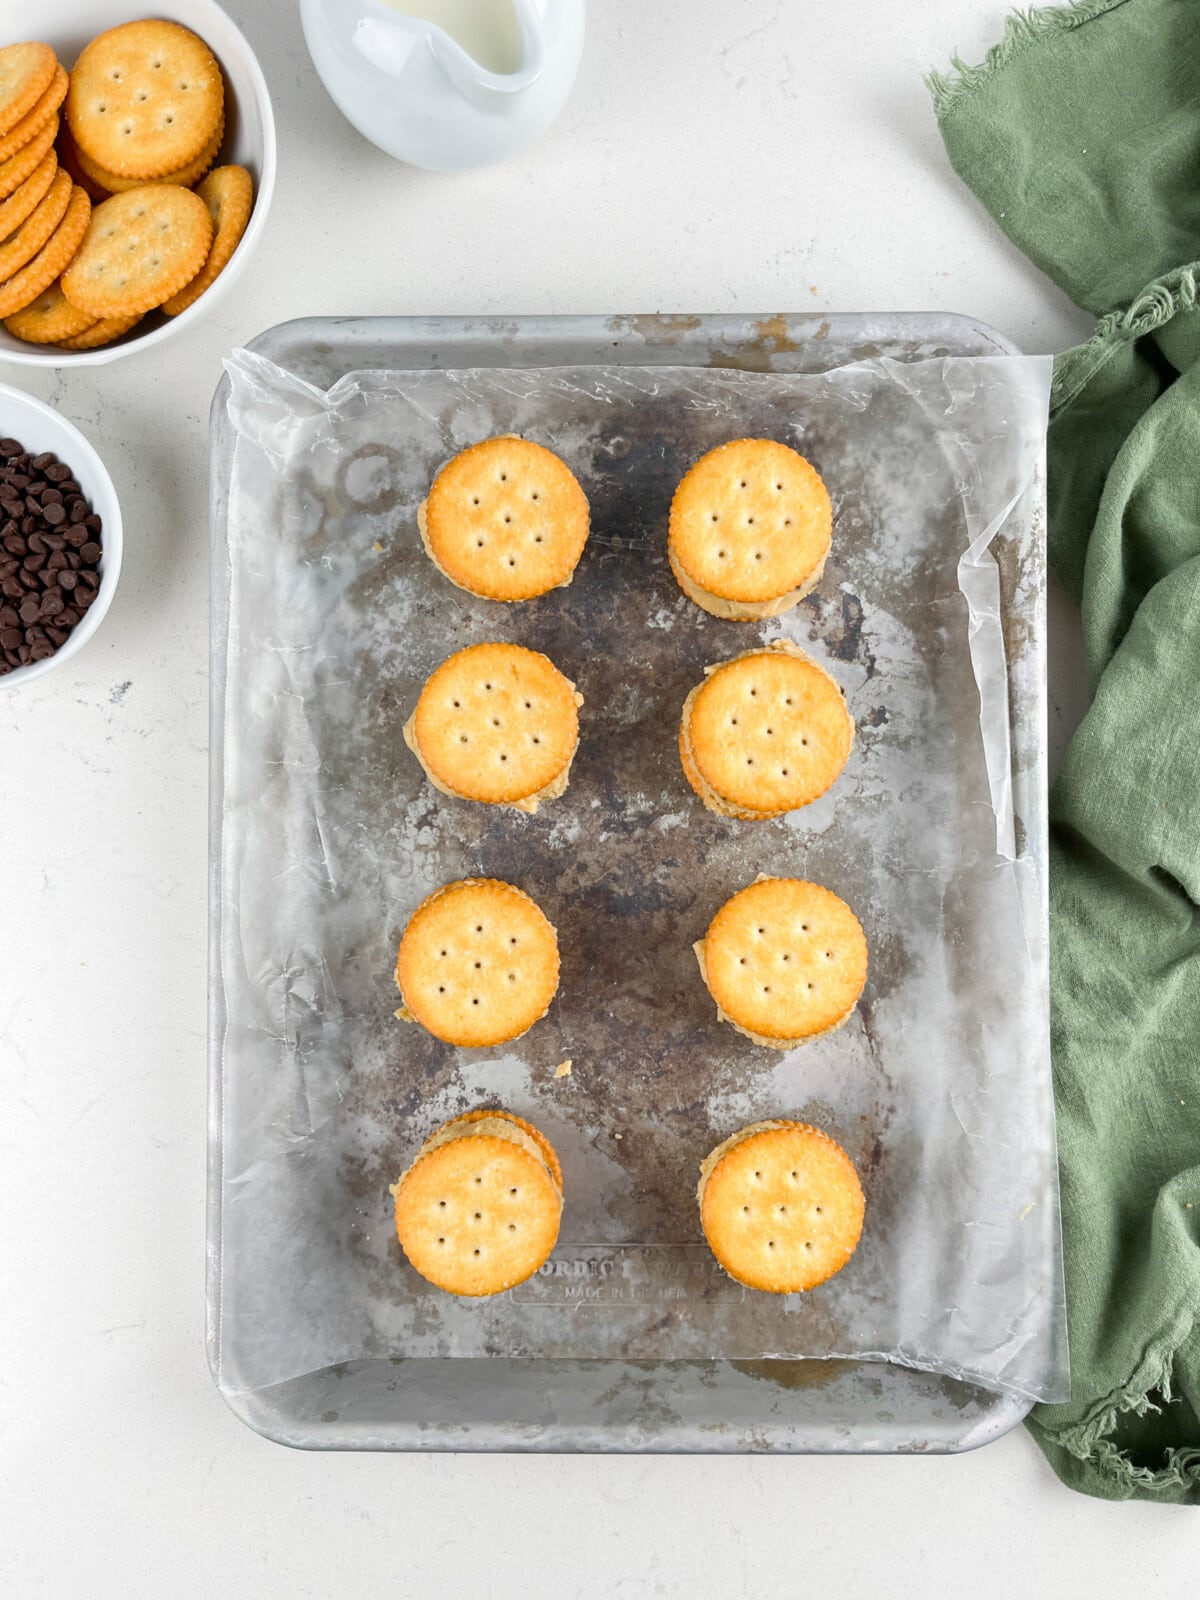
[0,2,275,365]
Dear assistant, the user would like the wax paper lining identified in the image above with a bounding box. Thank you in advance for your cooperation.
[212,350,1067,1403]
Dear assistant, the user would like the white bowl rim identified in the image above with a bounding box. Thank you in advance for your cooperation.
[0,0,277,370]
[0,379,123,688]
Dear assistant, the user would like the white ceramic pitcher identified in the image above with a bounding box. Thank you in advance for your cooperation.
[300,0,586,171]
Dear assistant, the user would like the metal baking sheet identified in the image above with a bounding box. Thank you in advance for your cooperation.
[208,313,1064,1452]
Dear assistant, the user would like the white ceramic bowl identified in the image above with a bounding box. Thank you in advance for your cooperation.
[0,380,122,686]
[0,0,275,367]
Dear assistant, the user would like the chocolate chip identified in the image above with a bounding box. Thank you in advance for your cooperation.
[0,435,102,672]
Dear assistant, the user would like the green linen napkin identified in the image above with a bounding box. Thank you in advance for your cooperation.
[931,0,1200,1503]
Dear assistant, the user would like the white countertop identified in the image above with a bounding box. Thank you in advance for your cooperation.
[1,1,1192,1592]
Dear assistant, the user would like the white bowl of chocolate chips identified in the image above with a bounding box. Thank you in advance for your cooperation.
[0,379,121,686]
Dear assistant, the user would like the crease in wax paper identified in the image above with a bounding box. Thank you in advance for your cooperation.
[212,349,1067,1403]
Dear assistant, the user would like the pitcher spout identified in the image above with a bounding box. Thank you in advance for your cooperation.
[354,0,558,100]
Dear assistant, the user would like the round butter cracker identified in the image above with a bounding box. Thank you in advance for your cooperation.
[395,877,560,1048]
[700,1121,865,1293]
[0,43,57,143]
[4,279,96,345]
[407,641,581,812]
[61,183,212,319]
[421,436,589,601]
[391,1112,563,1297]
[681,641,853,818]
[669,438,832,618]
[0,63,67,164]
[66,20,223,180]
[697,876,867,1046]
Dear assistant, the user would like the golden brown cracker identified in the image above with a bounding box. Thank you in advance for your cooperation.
[0,43,56,141]
[162,163,251,314]
[680,641,853,818]
[697,877,867,1046]
[66,20,223,180]
[669,439,832,617]
[3,279,96,344]
[395,878,560,1048]
[407,641,581,812]
[391,1118,562,1296]
[0,166,71,282]
[0,111,58,200]
[0,182,89,319]
[57,310,141,350]
[60,183,211,318]
[0,147,56,239]
[0,63,67,164]
[73,114,224,195]
[421,436,590,601]
[700,1121,865,1293]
